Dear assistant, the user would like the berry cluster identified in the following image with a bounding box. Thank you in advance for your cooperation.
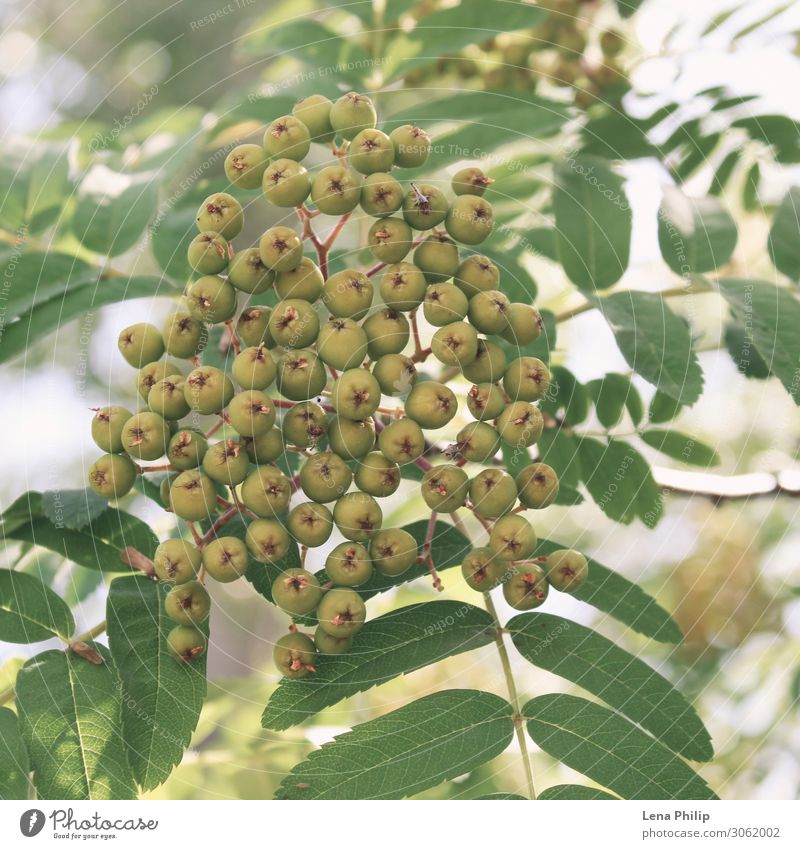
[87,89,588,674]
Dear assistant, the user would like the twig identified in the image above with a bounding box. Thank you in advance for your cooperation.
[417,510,443,591]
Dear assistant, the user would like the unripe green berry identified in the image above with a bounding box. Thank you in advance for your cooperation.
[169,470,217,521]
[276,348,327,401]
[159,473,178,508]
[414,231,460,283]
[354,452,400,497]
[287,502,334,547]
[332,369,381,420]
[227,248,275,294]
[363,308,410,358]
[88,453,137,499]
[262,158,311,207]
[467,382,505,421]
[241,465,291,517]
[516,462,559,508]
[349,128,395,174]
[333,491,383,541]
[496,312,536,362]
[378,417,425,464]
[316,317,369,370]
[202,438,249,485]
[468,290,511,335]
[316,587,367,638]
[282,400,326,447]
[405,381,457,429]
[300,451,352,503]
[445,195,494,245]
[390,124,431,168]
[237,308,274,350]
[402,182,448,230]
[196,192,243,239]
[324,542,373,587]
[137,360,183,400]
[452,166,493,196]
[490,515,538,562]
[186,276,238,324]
[421,464,469,512]
[163,312,207,359]
[369,528,417,576]
[454,255,499,297]
[121,411,170,461]
[292,94,334,142]
[328,416,376,459]
[368,217,413,264]
[456,421,500,462]
[167,625,206,663]
[154,538,202,584]
[423,281,469,325]
[232,344,276,390]
[272,567,322,615]
[148,375,191,420]
[184,366,235,415]
[274,632,316,678]
[202,536,248,583]
[496,402,543,447]
[243,428,284,464]
[311,165,361,215]
[91,406,132,454]
[329,92,377,140]
[187,232,228,275]
[314,627,352,655]
[361,172,403,217]
[504,356,550,401]
[274,256,323,302]
[379,262,427,311]
[322,269,374,320]
[264,114,311,161]
[118,323,165,368]
[372,353,417,396]
[167,429,208,470]
[259,225,303,272]
[245,518,290,563]
[224,143,268,189]
[503,563,549,610]
[545,549,588,593]
[462,547,505,591]
[165,580,210,625]
[268,298,320,349]
[470,468,518,518]
[431,321,479,367]
[462,338,507,383]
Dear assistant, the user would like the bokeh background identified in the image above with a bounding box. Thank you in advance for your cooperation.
[1,0,799,799]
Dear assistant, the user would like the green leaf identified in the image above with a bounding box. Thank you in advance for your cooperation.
[0,274,174,365]
[536,428,582,489]
[72,171,159,256]
[524,694,717,800]
[717,278,800,403]
[475,792,527,799]
[263,601,495,730]
[536,538,682,643]
[577,437,664,527]
[107,576,207,791]
[768,188,800,281]
[657,189,737,275]
[509,613,712,760]
[276,690,514,799]
[539,365,590,425]
[16,645,137,799]
[640,429,720,467]
[553,155,632,291]
[42,488,108,531]
[586,373,640,430]
[709,149,741,196]
[648,389,684,424]
[150,203,196,283]
[724,322,771,380]
[321,520,470,601]
[0,569,75,643]
[615,0,644,17]
[384,1,545,82]
[593,290,703,405]
[0,706,30,800]
[4,493,159,571]
[539,784,618,800]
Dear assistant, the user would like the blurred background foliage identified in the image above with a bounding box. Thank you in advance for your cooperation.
[1,0,799,799]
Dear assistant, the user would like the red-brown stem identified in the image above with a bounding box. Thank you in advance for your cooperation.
[222,320,241,355]
[365,260,388,277]
[136,463,176,474]
[324,212,351,249]
[200,506,241,546]
[187,521,203,546]
[300,545,308,567]
[415,456,433,473]
[205,414,227,438]
[419,510,443,592]
[328,366,340,381]
[411,346,432,363]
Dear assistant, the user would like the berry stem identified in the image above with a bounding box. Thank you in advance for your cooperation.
[75,619,108,643]
[200,506,241,546]
[483,591,537,801]
[324,212,352,250]
[0,685,15,707]
[419,510,443,591]
[187,521,204,547]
